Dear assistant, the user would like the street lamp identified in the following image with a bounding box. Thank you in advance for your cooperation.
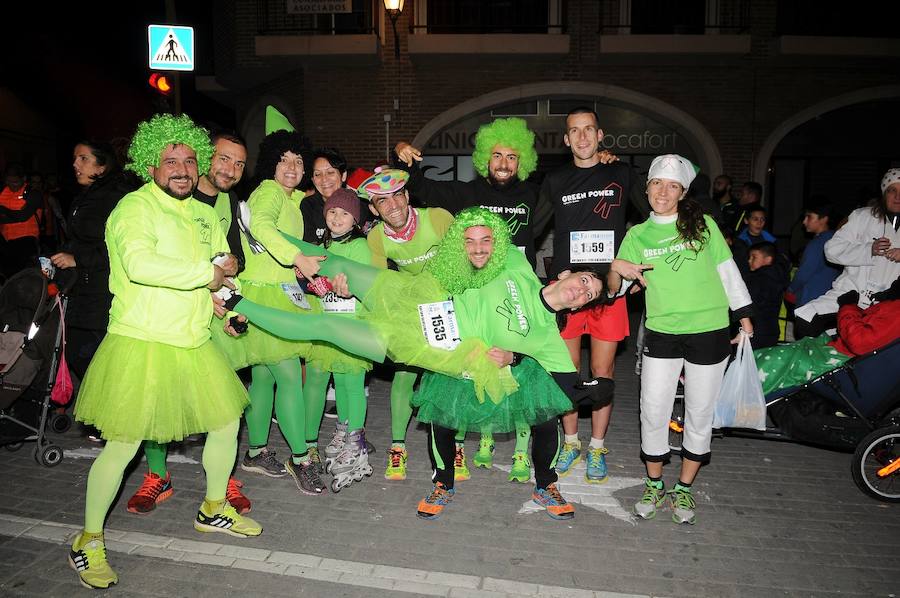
[383,0,405,58]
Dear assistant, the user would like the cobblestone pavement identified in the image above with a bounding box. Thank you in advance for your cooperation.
[1,350,898,597]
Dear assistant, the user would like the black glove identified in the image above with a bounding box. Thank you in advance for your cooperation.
[215,286,243,311]
[836,290,859,308]
[871,277,900,303]
[228,315,248,334]
[570,376,615,409]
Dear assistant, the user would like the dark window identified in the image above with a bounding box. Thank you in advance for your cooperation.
[491,101,539,116]
[426,0,551,34]
[777,2,900,37]
[630,0,705,34]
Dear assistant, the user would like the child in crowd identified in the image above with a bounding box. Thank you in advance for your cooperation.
[787,203,841,338]
[745,242,790,349]
[302,189,374,491]
[610,154,753,525]
[732,205,775,276]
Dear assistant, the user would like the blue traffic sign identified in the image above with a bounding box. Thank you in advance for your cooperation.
[148,25,195,72]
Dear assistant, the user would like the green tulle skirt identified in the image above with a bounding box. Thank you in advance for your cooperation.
[74,334,249,443]
[413,356,571,433]
[359,270,518,403]
[216,280,318,368]
[306,338,372,374]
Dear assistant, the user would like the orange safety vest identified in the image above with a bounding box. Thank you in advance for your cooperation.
[0,185,40,241]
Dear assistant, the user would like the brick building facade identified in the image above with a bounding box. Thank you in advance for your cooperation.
[203,0,900,232]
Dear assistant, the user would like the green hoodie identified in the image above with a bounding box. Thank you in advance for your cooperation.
[105,182,227,348]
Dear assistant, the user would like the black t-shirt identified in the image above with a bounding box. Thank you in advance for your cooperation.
[402,164,540,268]
[540,161,633,277]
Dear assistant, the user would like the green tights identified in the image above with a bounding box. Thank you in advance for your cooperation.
[303,364,367,438]
[83,419,238,534]
[245,359,307,456]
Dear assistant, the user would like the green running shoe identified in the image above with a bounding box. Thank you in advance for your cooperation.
[453,445,471,481]
[633,478,666,520]
[508,450,531,483]
[194,502,263,537]
[69,533,118,590]
[668,485,696,525]
[473,435,495,469]
[384,447,408,480]
[555,440,582,477]
[585,447,609,484]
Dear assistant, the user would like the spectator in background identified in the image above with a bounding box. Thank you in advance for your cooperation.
[787,201,841,338]
[686,173,722,224]
[0,164,43,278]
[722,180,762,233]
[745,242,790,349]
[712,174,732,208]
[732,205,775,277]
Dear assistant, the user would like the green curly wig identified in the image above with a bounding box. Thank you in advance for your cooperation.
[426,207,511,295]
[471,117,538,181]
[125,113,213,182]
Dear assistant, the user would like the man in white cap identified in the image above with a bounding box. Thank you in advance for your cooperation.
[795,168,900,337]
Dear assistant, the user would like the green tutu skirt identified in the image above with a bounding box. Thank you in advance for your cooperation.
[359,270,517,403]
[216,280,318,368]
[754,334,849,395]
[74,334,249,443]
[307,338,372,374]
[413,356,571,433]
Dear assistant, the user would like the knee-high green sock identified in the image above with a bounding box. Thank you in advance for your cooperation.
[144,441,168,477]
[235,299,385,363]
[335,371,366,430]
[390,369,417,443]
[281,233,380,297]
[203,419,239,502]
[245,365,276,451]
[303,363,331,443]
[454,429,466,444]
[84,440,141,533]
[268,358,307,459]
[514,426,531,453]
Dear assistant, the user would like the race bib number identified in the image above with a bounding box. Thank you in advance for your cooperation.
[280,282,311,310]
[569,230,615,264]
[418,300,461,351]
[321,293,357,314]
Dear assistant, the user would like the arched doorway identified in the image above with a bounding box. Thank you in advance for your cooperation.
[410,81,721,184]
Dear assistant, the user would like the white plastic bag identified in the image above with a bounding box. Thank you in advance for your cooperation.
[713,334,766,430]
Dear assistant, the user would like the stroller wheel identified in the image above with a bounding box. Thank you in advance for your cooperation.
[39,444,64,467]
[50,412,72,434]
[5,442,24,452]
[851,425,900,503]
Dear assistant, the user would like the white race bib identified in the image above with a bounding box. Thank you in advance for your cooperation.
[569,230,615,264]
[321,293,357,314]
[418,300,461,351]
[280,282,311,310]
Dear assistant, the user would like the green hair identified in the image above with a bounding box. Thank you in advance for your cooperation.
[125,113,213,182]
[471,117,538,181]
[426,207,511,294]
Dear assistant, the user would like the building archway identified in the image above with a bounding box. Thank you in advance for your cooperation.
[410,81,722,179]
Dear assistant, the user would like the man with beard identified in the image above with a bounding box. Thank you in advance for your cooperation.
[394,117,541,268]
[538,106,635,485]
[69,114,260,590]
[126,131,253,517]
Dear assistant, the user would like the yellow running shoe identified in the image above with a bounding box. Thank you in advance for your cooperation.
[384,446,408,480]
[69,532,118,590]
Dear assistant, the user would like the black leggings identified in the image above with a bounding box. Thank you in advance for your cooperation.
[427,417,560,490]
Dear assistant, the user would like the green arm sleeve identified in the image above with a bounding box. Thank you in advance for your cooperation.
[280,232,381,298]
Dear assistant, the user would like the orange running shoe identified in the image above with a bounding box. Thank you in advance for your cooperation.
[532,482,575,520]
[416,482,455,520]
[226,477,251,514]
[126,472,173,514]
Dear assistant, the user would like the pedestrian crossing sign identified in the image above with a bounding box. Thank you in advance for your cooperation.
[148,25,195,71]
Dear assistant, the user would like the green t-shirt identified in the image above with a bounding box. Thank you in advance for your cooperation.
[319,237,371,318]
[454,250,575,373]
[367,207,453,274]
[617,214,732,334]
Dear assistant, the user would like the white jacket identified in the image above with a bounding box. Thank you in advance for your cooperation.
[796,206,900,320]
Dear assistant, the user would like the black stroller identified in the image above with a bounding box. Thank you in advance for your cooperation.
[668,337,900,503]
[0,267,72,466]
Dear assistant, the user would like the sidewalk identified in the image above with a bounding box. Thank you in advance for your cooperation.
[1,351,898,597]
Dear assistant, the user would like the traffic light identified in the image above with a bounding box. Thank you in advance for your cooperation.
[148,73,172,95]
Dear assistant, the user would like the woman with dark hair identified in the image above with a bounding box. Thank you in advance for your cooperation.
[224,110,328,497]
[610,154,753,526]
[50,140,137,379]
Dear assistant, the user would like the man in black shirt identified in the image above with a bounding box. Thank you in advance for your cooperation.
[394,117,541,267]
[538,107,634,484]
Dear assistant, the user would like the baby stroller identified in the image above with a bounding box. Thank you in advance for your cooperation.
[0,267,72,466]
[668,337,900,503]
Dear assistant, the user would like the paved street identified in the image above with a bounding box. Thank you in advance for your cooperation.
[1,349,898,598]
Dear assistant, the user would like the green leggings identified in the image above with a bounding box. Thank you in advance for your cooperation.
[246,359,307,454]
[303,364,367,436]
[83,419,238,533]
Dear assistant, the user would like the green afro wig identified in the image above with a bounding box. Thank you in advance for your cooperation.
[427,207,512,295]
[125,113,213,182]
[471,117,538,182]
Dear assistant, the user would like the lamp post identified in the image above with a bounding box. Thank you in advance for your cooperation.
[383,0,405,59]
